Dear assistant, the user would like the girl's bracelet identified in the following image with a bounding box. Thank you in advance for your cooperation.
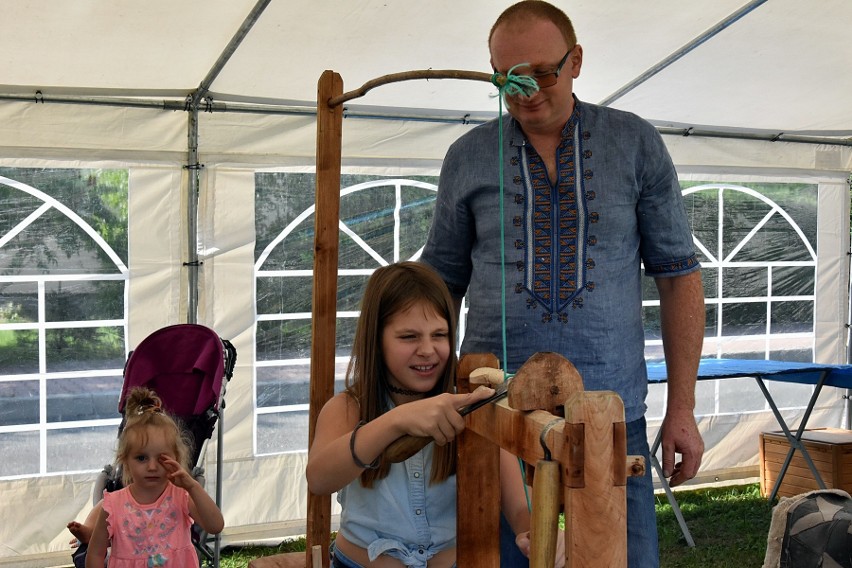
[350,421,380,469]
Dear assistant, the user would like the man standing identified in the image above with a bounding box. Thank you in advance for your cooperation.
[421,1,705,566]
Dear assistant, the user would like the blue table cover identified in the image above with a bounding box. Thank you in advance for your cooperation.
[646,358,852,389]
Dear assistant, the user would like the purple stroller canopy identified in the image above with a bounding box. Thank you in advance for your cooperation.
[120,324,226,418]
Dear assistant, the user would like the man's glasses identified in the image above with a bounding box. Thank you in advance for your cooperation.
[530,46,574,89]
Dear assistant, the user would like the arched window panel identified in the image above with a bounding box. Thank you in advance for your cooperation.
[0,168,128,479]
[254,172,438,455]
[647,181,819,422]
[672,182,817,362]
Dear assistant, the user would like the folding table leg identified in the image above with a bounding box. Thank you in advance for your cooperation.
[754,373,828,502]
[650,428,695,547]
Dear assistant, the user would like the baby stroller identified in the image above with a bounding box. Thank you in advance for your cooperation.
[74,324,236,568]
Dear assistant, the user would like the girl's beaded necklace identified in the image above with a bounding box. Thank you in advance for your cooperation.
[386,382,421,397]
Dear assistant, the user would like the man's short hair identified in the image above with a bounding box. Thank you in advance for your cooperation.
[489,0,577,48]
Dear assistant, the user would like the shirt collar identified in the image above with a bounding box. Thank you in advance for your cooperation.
[508,94,583,147]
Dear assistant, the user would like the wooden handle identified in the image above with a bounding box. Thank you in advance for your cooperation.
[384,435,433,463]
[530,459,561,568]
[384,386,508,463]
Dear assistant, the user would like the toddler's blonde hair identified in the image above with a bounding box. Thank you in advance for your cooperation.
[116,386,192,486]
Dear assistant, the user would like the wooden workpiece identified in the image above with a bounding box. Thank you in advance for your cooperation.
[508,351,583,413]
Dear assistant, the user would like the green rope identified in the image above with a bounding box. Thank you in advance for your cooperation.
[489,65,539,379]
[490,66,539,514]
[518,454,532,513]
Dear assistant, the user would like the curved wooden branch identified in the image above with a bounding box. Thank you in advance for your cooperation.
[327,69,493,107]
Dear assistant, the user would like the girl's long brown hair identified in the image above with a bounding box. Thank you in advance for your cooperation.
[345,261,458,486]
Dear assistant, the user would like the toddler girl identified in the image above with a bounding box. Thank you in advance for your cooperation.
[86,386,224,567]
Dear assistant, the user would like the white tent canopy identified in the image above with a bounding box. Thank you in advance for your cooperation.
[1,1,851,566]
[3,0,852,137]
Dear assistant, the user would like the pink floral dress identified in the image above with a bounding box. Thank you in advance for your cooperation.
[103,483,197,567]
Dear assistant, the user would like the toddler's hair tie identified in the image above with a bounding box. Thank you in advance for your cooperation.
[136,402,163,415]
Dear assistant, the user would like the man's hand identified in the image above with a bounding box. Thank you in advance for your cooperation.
[660,408,704,487]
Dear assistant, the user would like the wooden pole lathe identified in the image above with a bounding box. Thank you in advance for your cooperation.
[306,70,344,568]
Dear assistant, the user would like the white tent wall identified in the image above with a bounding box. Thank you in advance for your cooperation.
[814,180,852,363]
[654,149,852,487]
[127,166,188,339]
[0,102,189,567]
[0,102,188,161]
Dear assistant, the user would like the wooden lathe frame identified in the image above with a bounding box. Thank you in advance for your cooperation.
[305,69,633,568]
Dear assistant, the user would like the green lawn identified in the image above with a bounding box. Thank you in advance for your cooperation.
[656,483,773,567]
[221,483,774,567]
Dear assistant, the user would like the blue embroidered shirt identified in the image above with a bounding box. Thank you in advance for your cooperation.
[421,97,699,422]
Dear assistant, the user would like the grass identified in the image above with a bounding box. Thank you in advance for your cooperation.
[655,483,773,567]
[220,538,306,567]
[221,483,774,567]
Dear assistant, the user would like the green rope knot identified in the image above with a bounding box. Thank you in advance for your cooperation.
[490,63,540,98]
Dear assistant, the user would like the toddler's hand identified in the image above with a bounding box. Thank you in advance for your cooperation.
[159,454,195,490]
[67,521,91,546]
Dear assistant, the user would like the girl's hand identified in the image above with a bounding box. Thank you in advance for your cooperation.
[515,530,531,558]
[159,454,196,490]
[396,386,495,445]
[515,529,566,568]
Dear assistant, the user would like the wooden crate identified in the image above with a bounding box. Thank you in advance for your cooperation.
[759,427,852,498]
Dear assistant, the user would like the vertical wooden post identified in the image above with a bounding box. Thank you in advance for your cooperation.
[307,70,344,568]
[457,430,501,566]
[562,392,627,567]
[456,355,501,567]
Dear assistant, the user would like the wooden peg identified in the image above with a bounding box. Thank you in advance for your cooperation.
[530,459,561,568]
[457,353,500,394]
[469,367,506,386]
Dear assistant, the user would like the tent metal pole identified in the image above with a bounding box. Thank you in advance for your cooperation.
[190,0,272,106]
[846,174,852,429]
[182,0,272,327]
[0,93,190,110]
[599,0,769,107]
[186,104,201,325]
[3,89,852,146]
[656,126,852,147]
